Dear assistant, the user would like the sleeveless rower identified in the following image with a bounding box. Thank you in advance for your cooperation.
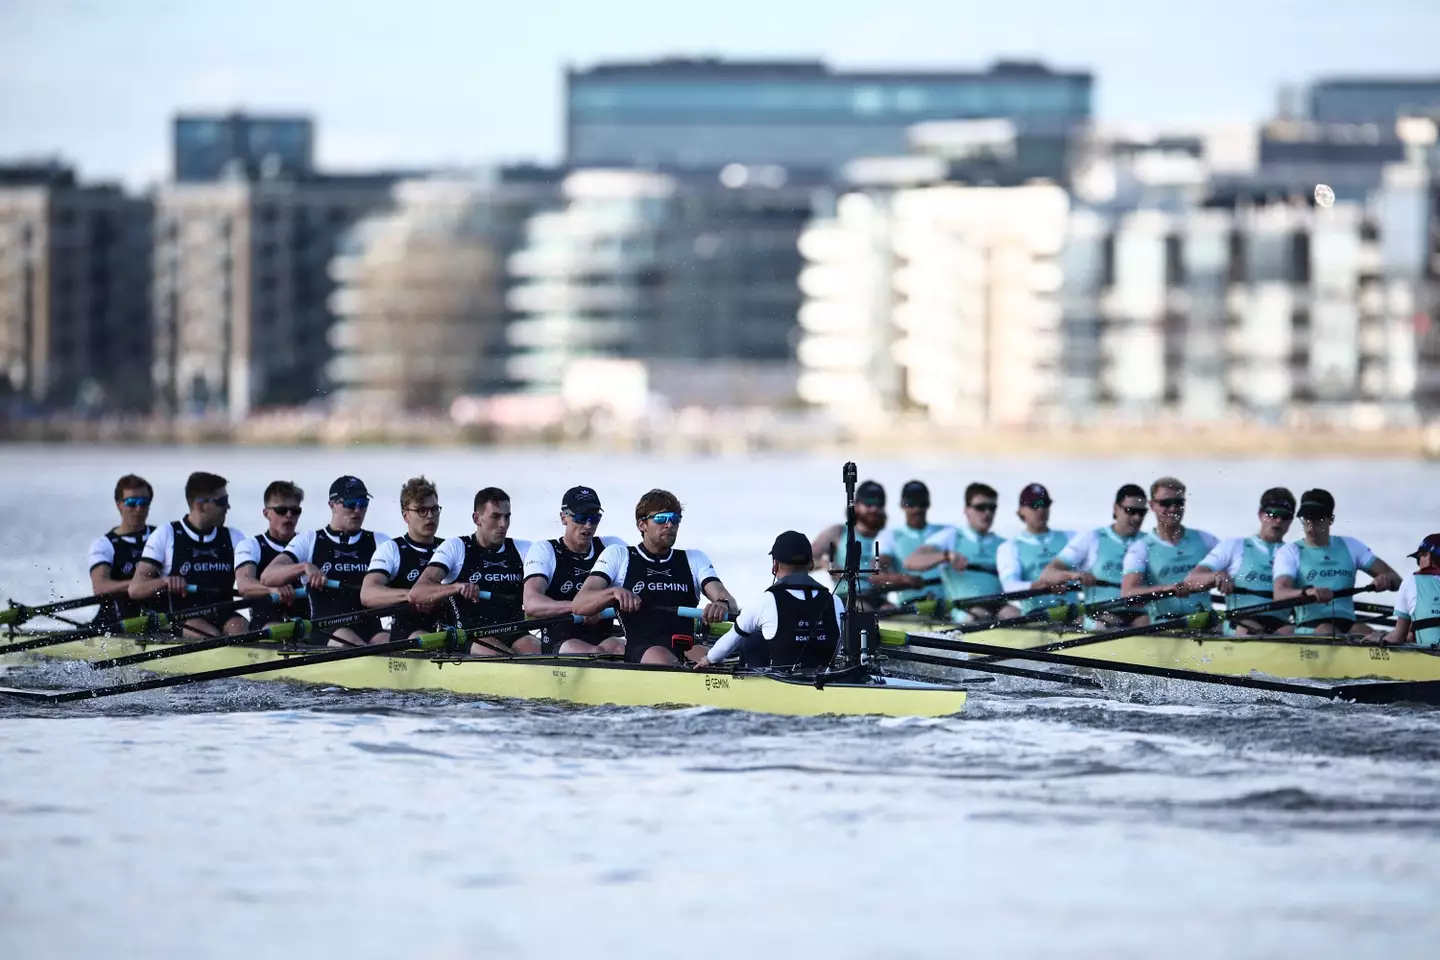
[446,536,526,631]
[383,535,443,638]
[1006,530,1075,615]
[1127,529,1216,619]
[540,537,616,647]
[928,526,1004,614]
[1290,541,1359,627]
[89,525,154,624]
[167,520,237,616]
[238,534,298,625]
[882,523,948,604]
[617,545,701,662]
[1228,537,1282,612]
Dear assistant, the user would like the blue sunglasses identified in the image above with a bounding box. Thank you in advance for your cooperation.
[333,496,371,510]
[646,511,682,526]
[120,496,152,508]
[567,511,603,525]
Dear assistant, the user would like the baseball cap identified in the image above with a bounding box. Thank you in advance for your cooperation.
[1296,488,1335,520]
[562,485,602,513]
[1259,487,1297,512]
[328,476,370,501]
[1019,482,1051,507]
[900,480,930,507]
[770,530,814,566]
[856,480,886,506]
[1114,483,1146,504]
[1407,533,1440,558]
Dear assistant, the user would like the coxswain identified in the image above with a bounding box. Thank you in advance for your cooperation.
[129,471,248,637]
[692,530,843,670]
[1182,488,1296,635]
[904,482,1007,622]
[994,483,1075,620]
[1272,488,1400,635]
[87,474,156,627]
[572,489,736,665]
[874,480,951,605]
[361,476,445,640]
[1034,483,1148,628]
[233,481,303,628]
[521,485,626,655]
[810,480,909,610]
[1379,533,1440,647]
[1120,477,1218,621]
[262,476,390,647]
[411,486,537,656]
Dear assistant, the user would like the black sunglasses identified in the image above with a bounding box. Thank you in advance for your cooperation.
[969,502,999,512]
[1262,508,1293,520]
[1119,505,1148,517]
[1153,497,1186,509]
[196,495,230,509]
[267,505,302,517]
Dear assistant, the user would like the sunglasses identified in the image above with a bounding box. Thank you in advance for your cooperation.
[567,511,603,525]
[1262,508,1294,520]
[968,502,998,513]
[1119,505,1148,517]
[119,496,152,508]
[1153,497,1186,509]
[1022,498,1052,509]
[406,504,441,518]
[267,504,303,517]
[196,495,230,509]
[646,511,682,525]
[332,497,371,510]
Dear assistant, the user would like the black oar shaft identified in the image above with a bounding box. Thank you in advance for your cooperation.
[883,646,1102,689]
[1,593,109,626]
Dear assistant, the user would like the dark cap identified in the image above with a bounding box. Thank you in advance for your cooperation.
[1296,488,1335,520]
[562,485,602,513]
[1408,533,1440,558]
[856,480,886,506]
[770,530,814,566]
[1259,487,1297,512]
[1115,483,1146,504]
[900,480,930,507]
[328,476,370,501]
[1019,482,1051,506]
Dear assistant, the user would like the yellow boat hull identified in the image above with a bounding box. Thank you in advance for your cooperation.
[4,636,967,718]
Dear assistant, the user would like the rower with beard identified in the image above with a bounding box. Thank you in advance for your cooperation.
[129,471,248,637]
[874,480,951,606]
[810,481,913,611]
[692,531,843,670]
[572,489,736,665]
[87,474,156,627]
[1120,477,1219,621]
[262,476,391,647]
[410,487,537,656]
[1380,534,1440,647]
[361,476,444,640]
[1181,488,1297,635]
[904,482,1007,622]
[233,481,303,628]
[1272,488,1400,636]
[994,483,1076,620]
[522,486,626,656]
[1035,483,1148,628]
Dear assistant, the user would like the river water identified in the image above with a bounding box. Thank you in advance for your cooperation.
[2,444,1438,958]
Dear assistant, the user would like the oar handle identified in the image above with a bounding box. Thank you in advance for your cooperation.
[572,607,617,622]
[673,605,734,622]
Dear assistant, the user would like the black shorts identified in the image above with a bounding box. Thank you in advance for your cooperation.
[314,615,386,646]
[389,612,437,640]
[1231,614,1289,634]
[540,621,617,655]
[175,608,244,632]
[623,635,691,664]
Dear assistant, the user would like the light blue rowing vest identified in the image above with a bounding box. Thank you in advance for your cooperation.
[1012,530,1076,615]
[1291,539,1358,625]
[833,533,878,599]
[940,527,1003,607]
[1085,527,1139,605]
[1227,537,1282,611]
[1138,529,1213,619]
[889,523,947,604]
[1409,575,1440,648]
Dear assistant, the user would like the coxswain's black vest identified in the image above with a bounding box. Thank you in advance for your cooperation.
[245,534,297,625]
[743,573,839,670]
[169,520,236,614]
[543,537,615,645]
[388,535,443,638]
[446,536,524,630]
[618,546,697,645]
[308,528,377,620]
[95,526,154,624]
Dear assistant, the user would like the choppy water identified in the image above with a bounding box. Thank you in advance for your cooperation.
[2,445,1439,958]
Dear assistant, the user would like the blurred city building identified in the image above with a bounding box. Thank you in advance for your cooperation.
[0,161,152,412]
[1307,77,1440,126]
[173,113,315,183]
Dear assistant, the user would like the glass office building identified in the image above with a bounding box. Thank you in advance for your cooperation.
[1308,78,1440,126]
[173,113,315,182]
[566,58,1091,176]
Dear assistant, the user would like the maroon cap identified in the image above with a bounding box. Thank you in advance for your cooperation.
[1019,483,1051,506]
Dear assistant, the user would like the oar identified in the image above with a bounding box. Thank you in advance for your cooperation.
[0,594,269,656]
[457,608,617,656]
[882,646,1104,689]
[1,592,110,627]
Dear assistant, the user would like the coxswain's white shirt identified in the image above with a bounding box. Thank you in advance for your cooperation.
[1272,537,1377,581]
[707,587,845,663]
[281,528,392,566]
[234,534,293,569]
[587,543,720,595]
[139,521,247,576]
[427,536,534,585]
[522,537,628,583]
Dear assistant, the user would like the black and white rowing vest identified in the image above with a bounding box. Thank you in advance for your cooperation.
[388,535,443,637]
[544,538,614,645]
[447,536,524,630]
[619,546,698,645]
[309,528,378,620]
[744,574,840,670]
[95,526,154,624]
[169,520,236,614]
[245,534,297,625]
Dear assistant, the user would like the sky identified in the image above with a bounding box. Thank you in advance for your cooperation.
[1,0,1438,188]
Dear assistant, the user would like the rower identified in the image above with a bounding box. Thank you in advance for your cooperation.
[874,479,950,605]
[128,471,248,637]
[1379,533,1440,647]
[1034,483,1147,628]
[233,480,304,628]
[1119,477,1219,622]
[1182,488,1296,635]
[811,480,907,610]
[1272,488,1400,635]
[261,476,391,647]
[361,476,444,640]
[87,474,156,627]
[903,482,1007,622]
[410,486,537,656]
[572,488,736,665]
[692,530,843,670]
[994,483,1075,620]
[521,485,626,656]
